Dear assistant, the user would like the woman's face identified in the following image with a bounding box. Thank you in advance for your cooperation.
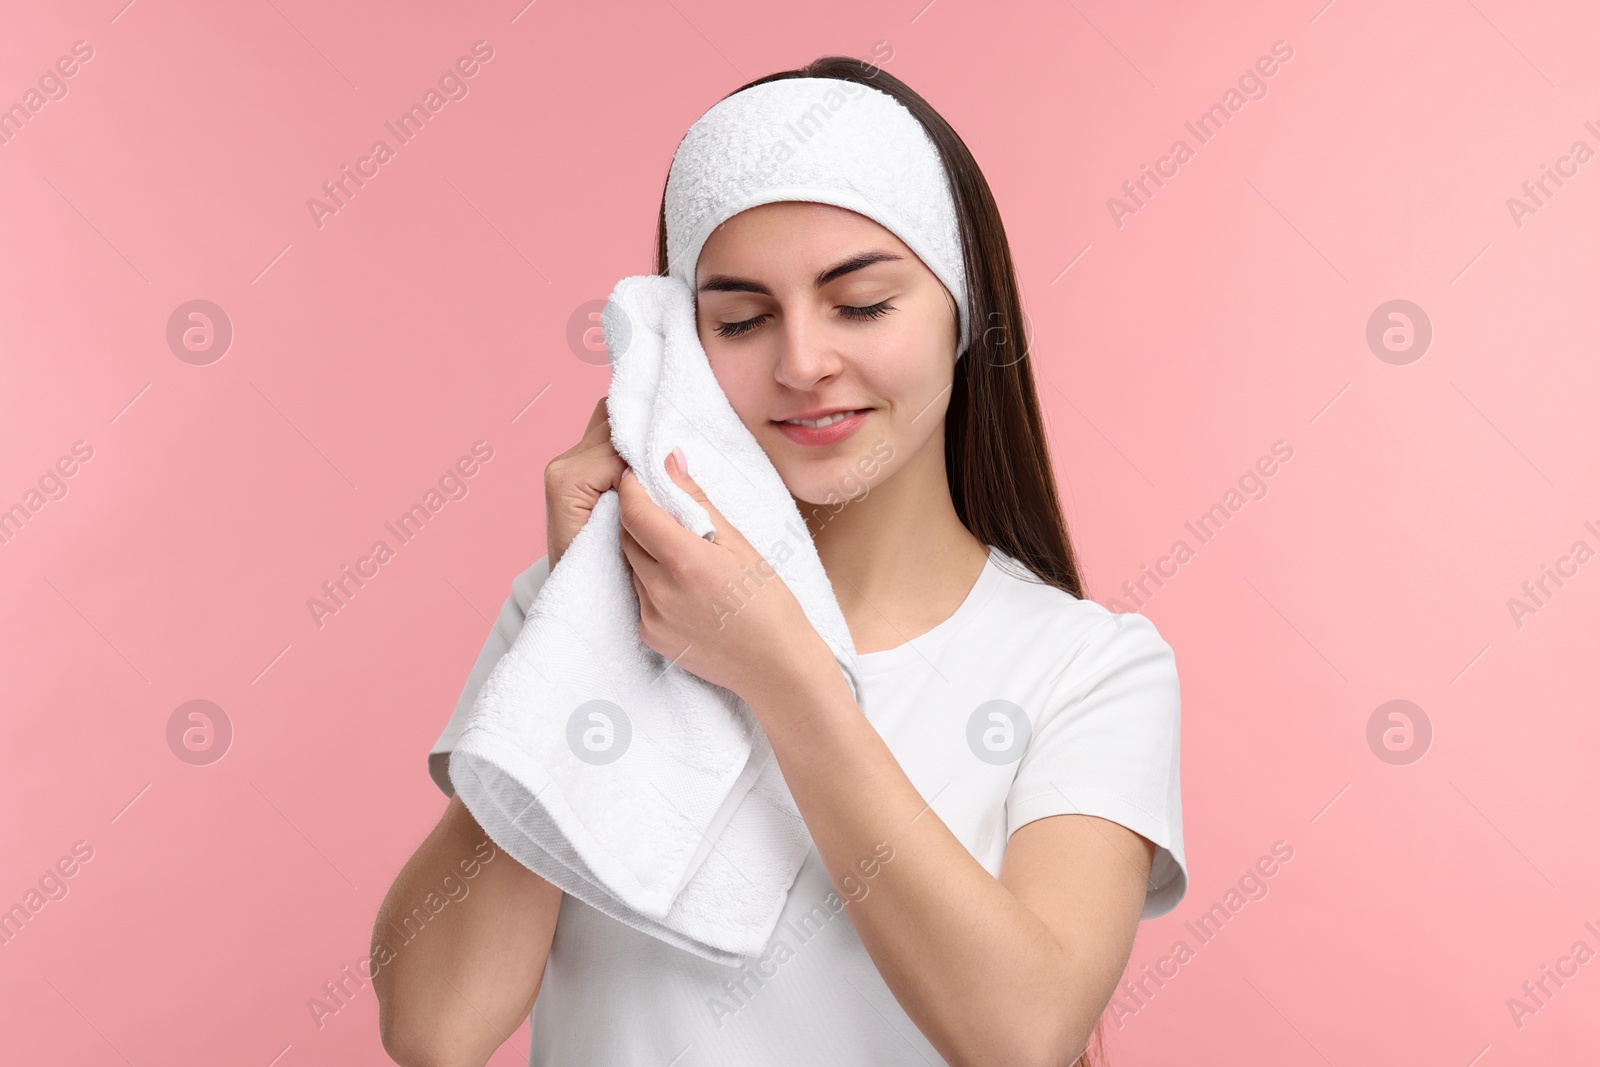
[693,201,960,509]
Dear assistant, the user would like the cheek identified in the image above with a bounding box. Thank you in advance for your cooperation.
[877,323,951,413]
[870,339,952,455]
[706,354,769,431]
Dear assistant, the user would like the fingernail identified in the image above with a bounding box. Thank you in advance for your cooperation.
[671,445,686,475]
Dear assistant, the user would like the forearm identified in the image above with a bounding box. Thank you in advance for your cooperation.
[744,652,1081,1067]
[373,796,561,1067]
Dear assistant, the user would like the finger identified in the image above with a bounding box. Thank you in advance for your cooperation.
[628,565,647,622]
[551,398,615,471]
[578,397,618,454]
[583,395,608,436]
[617,466,705,563]
[619,522,655,579]
[620,528,650,600]
[575,448,629,495]
[661,449,737,544]
[599,452,630,493]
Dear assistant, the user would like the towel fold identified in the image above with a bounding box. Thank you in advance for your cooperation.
[448,273,862,966]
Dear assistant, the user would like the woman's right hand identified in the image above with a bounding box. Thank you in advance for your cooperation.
[544,396,630,570]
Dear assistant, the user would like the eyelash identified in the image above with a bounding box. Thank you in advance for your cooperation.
[714,301,897,339]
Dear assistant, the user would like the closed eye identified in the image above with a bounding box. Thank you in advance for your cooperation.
[715,301,897,340]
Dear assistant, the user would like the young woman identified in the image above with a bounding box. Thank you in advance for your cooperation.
[375,56,1186,1067]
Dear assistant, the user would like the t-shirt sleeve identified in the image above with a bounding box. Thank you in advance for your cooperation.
[1005,609,1187,919]
[427,555,552,797]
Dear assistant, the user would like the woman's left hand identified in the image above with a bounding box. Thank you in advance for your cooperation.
[617,450,830,706]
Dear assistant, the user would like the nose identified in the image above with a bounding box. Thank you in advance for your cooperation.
[772,307,845,391]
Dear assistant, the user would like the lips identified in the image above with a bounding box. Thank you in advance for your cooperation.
[776,408,866,429]
[772,408,870,447]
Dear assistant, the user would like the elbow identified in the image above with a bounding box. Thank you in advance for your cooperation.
[939,984,1092,1067]
[1041,1025,1092,1067]
[1054,1038,1091,1067]
[1008,1038,1085,1067]
[378,1023,429,1067]
[377,1006,433,1067]
[376,986,472,1067]
[948,1025,1082,1067]
[1008,1015,1091,1067]
[379,1019,465,1067]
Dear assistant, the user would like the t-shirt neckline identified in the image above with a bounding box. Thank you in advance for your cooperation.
[852,545,1004,673]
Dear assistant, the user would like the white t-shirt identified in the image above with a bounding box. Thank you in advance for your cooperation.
[429,544,1187,1066]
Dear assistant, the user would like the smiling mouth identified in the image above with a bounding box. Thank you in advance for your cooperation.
[776,409,868,428]
[771,408,871,448]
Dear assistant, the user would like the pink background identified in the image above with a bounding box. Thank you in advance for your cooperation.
[4,0,1597,1063]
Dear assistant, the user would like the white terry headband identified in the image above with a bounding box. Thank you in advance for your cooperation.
[664,76,970,359]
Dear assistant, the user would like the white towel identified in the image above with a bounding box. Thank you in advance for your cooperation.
[448,273,863,966]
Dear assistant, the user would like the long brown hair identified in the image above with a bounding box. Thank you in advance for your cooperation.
[653,56,1089,604]
[654,56,1108,1066]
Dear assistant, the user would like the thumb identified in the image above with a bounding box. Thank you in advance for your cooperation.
[663,445,731,534]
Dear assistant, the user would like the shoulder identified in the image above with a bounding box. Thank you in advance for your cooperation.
[984,548,1177,675]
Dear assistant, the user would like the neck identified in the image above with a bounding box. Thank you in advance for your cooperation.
[798,423,988,643]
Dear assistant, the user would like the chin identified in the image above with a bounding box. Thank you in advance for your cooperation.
[762,437,901,511]
[775,474,828,509]
[774,468,868,513]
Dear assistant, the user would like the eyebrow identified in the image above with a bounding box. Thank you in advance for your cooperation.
[696,250,906,295]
